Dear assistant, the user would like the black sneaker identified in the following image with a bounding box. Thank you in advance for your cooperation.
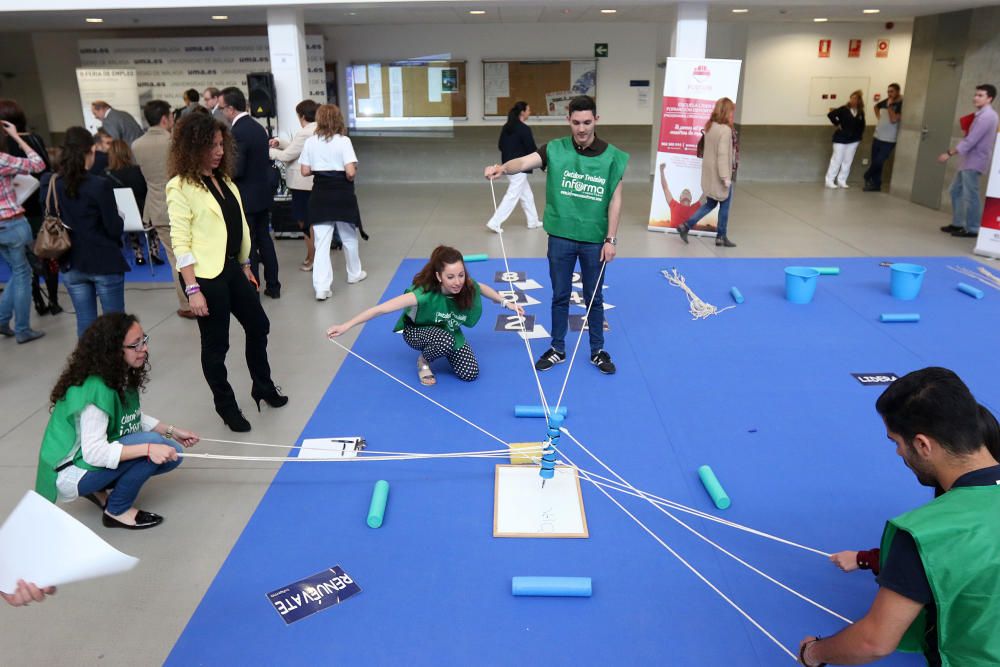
[676,223,689,244]
[535,348,566,371]
[590,350,616,375]
[940,225,962,233]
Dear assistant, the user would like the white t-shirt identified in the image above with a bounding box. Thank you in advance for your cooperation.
[299,134,358,172]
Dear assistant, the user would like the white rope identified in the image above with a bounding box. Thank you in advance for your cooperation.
[662,268,735,320]
[328,337,510,448]
[947,264,1000,292]
[489,176,554,419]
[179,451,518,463]
[560,427,850,624]
[557,449,798,661]
[554,259,609,412]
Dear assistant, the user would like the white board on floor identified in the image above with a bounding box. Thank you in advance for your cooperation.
[493,465,588,538]
[297,438,360,459]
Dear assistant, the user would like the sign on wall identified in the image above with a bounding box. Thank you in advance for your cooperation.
[75,68,141,134]
[876,39,890,58]
[647,57,742,236]
[818,39,832,58]
[848,39,862,58]
[77,36,327,118]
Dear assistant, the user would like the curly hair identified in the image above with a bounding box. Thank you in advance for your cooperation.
[411,245,475,311]
[58,127,95,199]
[168,112,233,186]
[315,104,347,139]
[50,313,150,406]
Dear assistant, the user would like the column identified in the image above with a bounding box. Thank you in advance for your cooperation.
[266,8,308,139]
[672,3,708,59]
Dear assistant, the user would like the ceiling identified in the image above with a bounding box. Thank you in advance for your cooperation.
[0,0,994,31]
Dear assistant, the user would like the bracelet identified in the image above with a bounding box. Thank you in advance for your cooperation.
[164,425,175,440]
[184,284,201,296]
[799,638,827,667]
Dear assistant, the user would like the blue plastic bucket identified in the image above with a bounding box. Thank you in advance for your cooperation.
[889,263,926,300]
[785,267,820,304]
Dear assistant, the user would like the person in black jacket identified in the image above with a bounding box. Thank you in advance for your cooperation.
[485,102,541,232]
[105,139,164,267]
[40,127,128,337]
[220,87,281,298]
[825,90,865,189]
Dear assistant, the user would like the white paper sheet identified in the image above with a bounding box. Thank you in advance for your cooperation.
[513,278,543,291]
[484,62,510,97]
[366,64,384,115]
[428,66,444,103]
[353,65,367,85]
[388,66,403,117]
[297,438,360,460]
[494,465,588,538]
[0,490,139,593]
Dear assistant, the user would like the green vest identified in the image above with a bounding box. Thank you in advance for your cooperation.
[393,282,483,351]
[543,136,629,243]
[35,375,143,502]
[878,484,1000,666]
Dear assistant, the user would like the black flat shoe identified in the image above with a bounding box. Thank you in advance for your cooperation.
[264,287,281,299]
[218,408,252,432]
[252,386,289,411]
[102,510,163,530]
[716,235,737,248]
[48,303,63,315]
[951,229,978,238]
[940,225,962,233]
[83,493,106,509]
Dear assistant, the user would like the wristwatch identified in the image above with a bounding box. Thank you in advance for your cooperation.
[604,236,617,246]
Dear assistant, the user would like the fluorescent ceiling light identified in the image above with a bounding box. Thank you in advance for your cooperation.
[85,17,103,23]
[211,15,228,20]
[814,17,829,22]
[863,9,881,14]
[468,10,486,15]
[600,9,617,14]
[732,8,749,13]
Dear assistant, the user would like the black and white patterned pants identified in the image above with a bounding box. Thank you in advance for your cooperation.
[402,324,479,381]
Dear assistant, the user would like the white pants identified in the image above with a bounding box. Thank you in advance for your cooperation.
[826,142,860,186]
[313,221,363,295]
[487,172,540,228]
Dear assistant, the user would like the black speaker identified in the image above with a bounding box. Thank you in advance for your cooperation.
[247,72,276,118]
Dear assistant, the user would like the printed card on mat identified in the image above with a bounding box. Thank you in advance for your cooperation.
[266,566,361,625]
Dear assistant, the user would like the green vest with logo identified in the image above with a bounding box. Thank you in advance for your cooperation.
[543,137,629,243]
[35,375,143,502]
[393,282,483,351]
[878,483,1000,666]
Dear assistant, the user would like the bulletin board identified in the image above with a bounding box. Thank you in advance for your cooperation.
[482,59,597,119]
[349,60,467,119]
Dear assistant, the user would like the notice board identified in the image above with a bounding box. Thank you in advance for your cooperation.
[482,59,597,118]
[349,60,467,119]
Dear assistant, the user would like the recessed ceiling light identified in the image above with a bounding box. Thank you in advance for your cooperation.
[211,15,228,20]
[468,10,486,15]
[863,8,881,14]
[814,17,829,22]
[600,9,617,14]
[347,11,357,15]
[85,17,103,23]
[732,8,749,13]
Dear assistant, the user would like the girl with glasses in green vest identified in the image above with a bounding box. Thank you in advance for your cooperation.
[327,245,524,386]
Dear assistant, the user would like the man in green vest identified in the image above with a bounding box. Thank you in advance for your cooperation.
[798,367,1000,667]
[485,95,628,375]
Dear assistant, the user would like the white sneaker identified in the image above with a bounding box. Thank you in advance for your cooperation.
[527,221,543,229]
[486,221,502,233]
[838,183,850,189]
[825,181,838,189]
[315,290,332,301]
[347,270,367,285]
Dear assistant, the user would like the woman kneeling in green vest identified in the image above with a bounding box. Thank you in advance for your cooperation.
[35,313,200,530]
[327,245,524,386]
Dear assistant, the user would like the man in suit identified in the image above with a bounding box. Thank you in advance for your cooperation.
[132,100,195,319]
[202,87,228,125]
[220,86,280,298]
[91,100,143,145]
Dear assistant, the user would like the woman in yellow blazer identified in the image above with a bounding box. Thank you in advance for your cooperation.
[166,113,288,432]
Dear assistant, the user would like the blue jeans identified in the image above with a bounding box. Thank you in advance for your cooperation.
[0,217,33,335]
[76,432,183,515]
[548,235,605,355]
[63,269,125,337]
[863,138,896,189]
[684,185,733,237]
[950,169,982,232]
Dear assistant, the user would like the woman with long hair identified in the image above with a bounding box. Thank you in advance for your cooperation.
[327,245,523,385]
[485,101,541,232]
[41,126,129,337]
[166,113,287,432]
[825,89,866,188]
[105,138,164,267]
[269,99,318,271]
[299,103,368,300]
[677,97,739,247]
[35,313,200,529]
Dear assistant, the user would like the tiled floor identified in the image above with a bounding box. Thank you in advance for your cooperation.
[0,181,986,664]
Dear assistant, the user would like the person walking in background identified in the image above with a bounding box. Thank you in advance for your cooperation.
[41,127,128,338]
[133,99,195,319]
[486,101,541,233]
[90,101,143,146]
[299,103,367,300]
[104,138,165,267]
[219,87,281,299]
[0,117,47,344]
[864,84,903,192]
[938,84,999,239]
[825,90,865,189]
[269,99,318,271]
[677,97,739,248]
[166,112,287,433]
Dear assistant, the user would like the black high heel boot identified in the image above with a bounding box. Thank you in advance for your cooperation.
[218,407,251,432]
[251,386,289,412]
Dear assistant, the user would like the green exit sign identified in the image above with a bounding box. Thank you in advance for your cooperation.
[595,43,608,58]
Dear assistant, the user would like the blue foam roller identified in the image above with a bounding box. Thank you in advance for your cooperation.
[880,313,920,323]
[367,480,390,528]
[514,405,568,418]
[512,576,592,597]
[463,253,488,262]
[810,267,841,275]
[697,465,731,510]
[729,286,744,304]
[957,283,984,299]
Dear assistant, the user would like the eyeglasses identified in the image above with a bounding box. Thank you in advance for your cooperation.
[123,334,150,351]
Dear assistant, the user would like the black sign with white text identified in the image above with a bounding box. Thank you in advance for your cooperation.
[495,314,536,332]
[266,566,361,625]
[851,373,899,386]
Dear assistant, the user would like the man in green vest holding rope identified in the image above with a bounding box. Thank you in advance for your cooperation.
[485,95,628,375]
[798,367,1000,667]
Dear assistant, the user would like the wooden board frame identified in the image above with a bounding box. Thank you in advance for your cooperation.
[493,464,589,538]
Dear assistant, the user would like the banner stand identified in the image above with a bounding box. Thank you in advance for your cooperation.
[973,130,1000,259]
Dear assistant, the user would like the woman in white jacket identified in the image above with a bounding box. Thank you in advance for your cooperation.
[269,100,318,270]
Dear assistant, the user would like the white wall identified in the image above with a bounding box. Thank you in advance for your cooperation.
[322,22,660,126]
[741,21,912,125]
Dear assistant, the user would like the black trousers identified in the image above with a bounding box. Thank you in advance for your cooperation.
[247,209,281,290]
[194,259,275,413]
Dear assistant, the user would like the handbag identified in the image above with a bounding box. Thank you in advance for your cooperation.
[696,130,706,159]
[33,176,72,260]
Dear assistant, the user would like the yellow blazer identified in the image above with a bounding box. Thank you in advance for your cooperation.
[166,175,252,279]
